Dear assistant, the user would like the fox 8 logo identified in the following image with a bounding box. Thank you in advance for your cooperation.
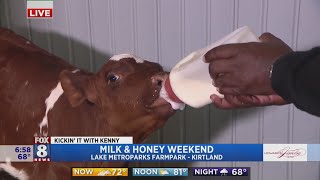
[34,137,51,162]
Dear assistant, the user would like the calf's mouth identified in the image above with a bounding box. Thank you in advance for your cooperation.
[147,72,185,117]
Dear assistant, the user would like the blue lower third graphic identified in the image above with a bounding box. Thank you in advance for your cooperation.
[51,144,263,162]
[132,168,188,176]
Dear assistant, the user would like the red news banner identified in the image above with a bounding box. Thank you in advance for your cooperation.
[27,0,53,19]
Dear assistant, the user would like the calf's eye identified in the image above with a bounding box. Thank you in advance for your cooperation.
[107,74,120,82]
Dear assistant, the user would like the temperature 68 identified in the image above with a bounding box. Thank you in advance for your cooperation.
[232,168,247,176]
[18,154,31,160]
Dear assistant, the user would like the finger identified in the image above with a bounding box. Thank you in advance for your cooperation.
[218,87,243,95]
[269,95,288,105]
[224,95,251,107]
[209,61,230,86]
[248,95,274,106]
[204,44,241,63]
[258,95,286,105]
[209,59,235,75]
[214,73,240,87]
[210,95,237,109]
[238,95,288,106]
[212,79,217,86]
[237,95,260,105]
[208,62,219,80]
[210,73,225,87]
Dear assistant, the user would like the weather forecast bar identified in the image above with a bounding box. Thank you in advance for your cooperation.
[71,167,250,178]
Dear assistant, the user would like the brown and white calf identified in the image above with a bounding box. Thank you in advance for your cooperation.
[0,28,175,179]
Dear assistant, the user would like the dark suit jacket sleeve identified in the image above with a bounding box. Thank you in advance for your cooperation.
[271,47,320,116]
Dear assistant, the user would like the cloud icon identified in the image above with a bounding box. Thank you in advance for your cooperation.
[159,169,169,175]
[98,169,111,176]
[220,168,228,175]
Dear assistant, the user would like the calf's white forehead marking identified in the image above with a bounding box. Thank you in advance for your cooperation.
[72,69,80,73]
[0,163,29,180]
[110,54,144,63]
[39,82,64,136]
[24,81,29,86]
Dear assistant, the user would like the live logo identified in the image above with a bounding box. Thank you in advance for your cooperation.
[27,9,53,18]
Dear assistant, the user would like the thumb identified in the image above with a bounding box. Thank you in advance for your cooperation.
[204,44,240,63]
[259,32,282,43]
[259,32,293,52]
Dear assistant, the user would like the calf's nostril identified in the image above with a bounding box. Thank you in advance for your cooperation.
[157,80,163,87]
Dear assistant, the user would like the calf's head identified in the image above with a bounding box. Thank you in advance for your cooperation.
[59,54,175,142]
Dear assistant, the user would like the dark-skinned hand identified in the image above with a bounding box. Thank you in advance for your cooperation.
[205,32,292,108]
[210,94,288,109]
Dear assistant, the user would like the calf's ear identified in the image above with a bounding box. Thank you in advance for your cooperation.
[59,70,97,107]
